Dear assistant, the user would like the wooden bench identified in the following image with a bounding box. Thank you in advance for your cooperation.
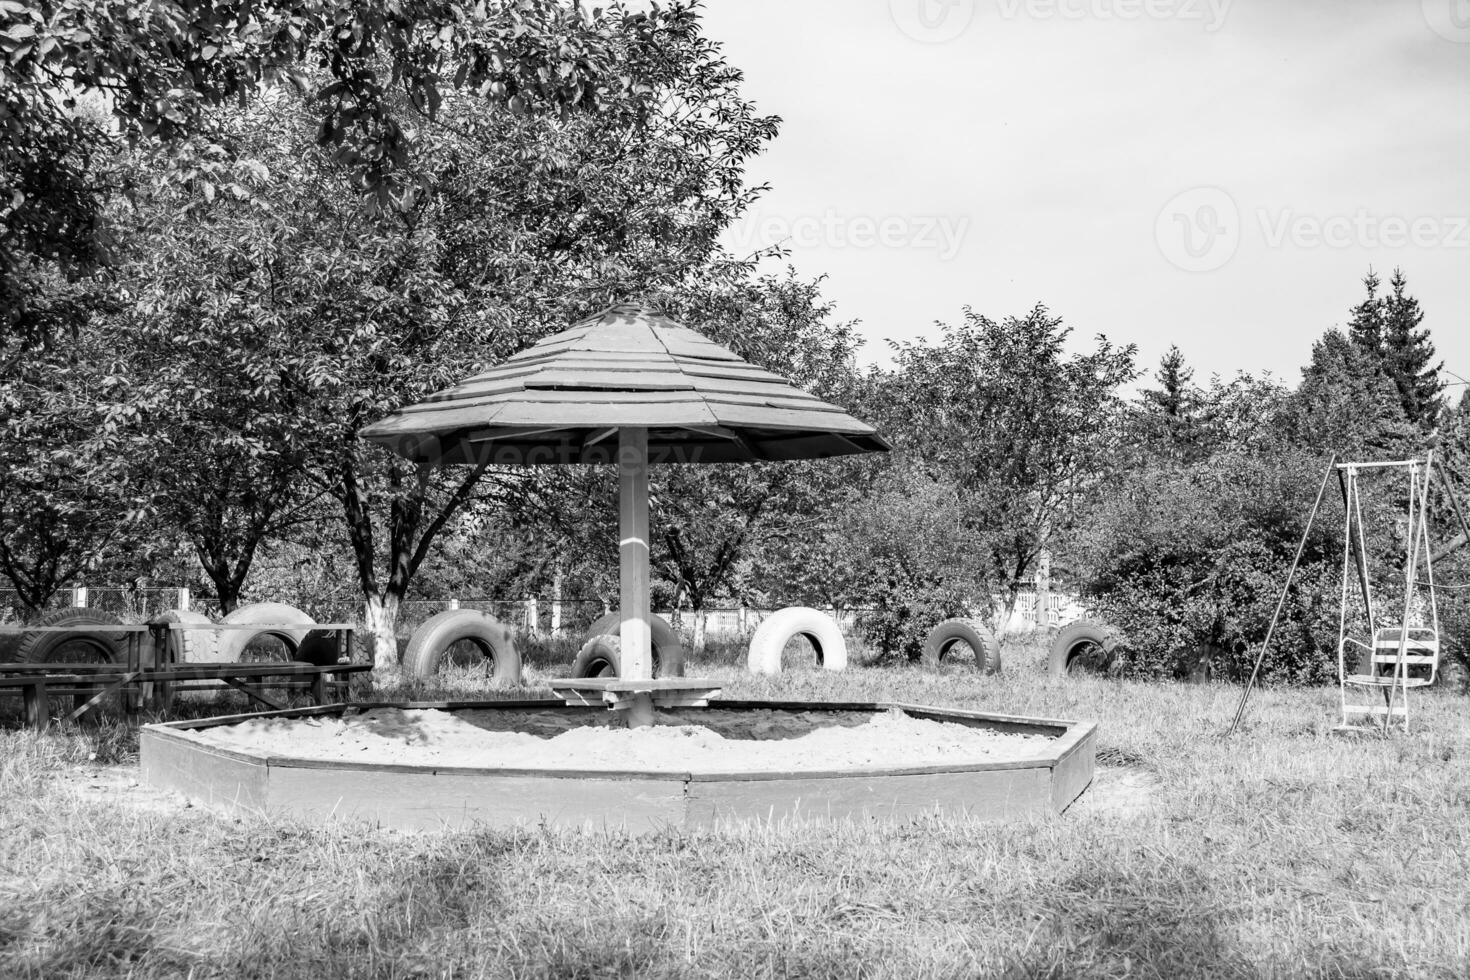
[0,662,374,731]
[0,621,371,731]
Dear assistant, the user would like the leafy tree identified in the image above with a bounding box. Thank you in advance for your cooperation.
[835,463,979,661]
[113,12,778,666]
[1,0,692,355]
[0,319,150,614]
[878,305,1136,632]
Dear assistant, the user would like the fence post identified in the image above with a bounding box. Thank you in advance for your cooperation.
[525,596,540,636]
[550,569,564,635]
[71,586,88,609]
[737,605,748,634]
[1036,552,1052,632]
[177,587,191,611]
[448,597,460,611]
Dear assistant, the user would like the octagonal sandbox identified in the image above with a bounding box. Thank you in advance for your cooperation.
[140,700,1096,832]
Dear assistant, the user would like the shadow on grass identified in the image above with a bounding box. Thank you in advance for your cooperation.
[1001,856,1253,980]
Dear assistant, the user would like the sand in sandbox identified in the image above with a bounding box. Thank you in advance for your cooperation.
[185,707,1056,774]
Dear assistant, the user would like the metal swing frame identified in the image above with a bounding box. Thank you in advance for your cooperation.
[1228,451,1470,737]
[1335,457,1443,732]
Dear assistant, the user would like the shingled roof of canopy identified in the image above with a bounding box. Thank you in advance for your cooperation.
[358,302,891,466]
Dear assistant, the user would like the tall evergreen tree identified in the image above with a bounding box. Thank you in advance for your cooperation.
[1293,329,1416,457]
[1347,269,1384,356]
[1138,345,1202,461]
[1343,267,1442,433]
[1381,268,1443,431]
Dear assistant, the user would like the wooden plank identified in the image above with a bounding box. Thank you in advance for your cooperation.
[655,329,744,361]
[488,402,721,428]
[520,370,696,391]
[673,359,793,384]
[140,728,271,813]
[265,766,690,832]
[708,402,875,433]
[1051,723,1097,814]
[565,321,661,353]
[685,767,1052,827]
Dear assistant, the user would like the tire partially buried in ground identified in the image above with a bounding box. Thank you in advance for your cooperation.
[747,607,847,676]
[584,613,685,678]
[17,608,127,664]
[150,608,219,663]
[921,618,1001,673]
[403,610,521,684]
[1048,620,1119,678]
[571,634,684,679]
[216,602,316,663]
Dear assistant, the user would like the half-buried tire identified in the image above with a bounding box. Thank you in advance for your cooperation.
[921,618,1002,674]
[17,608,127,664]
[747,607,847,676]
[149,608,219,664]
[1048,620,1119,678]
[403,610,521,685]
[216,602,316,663]
[570,633,678,679]
[584,612,685,678]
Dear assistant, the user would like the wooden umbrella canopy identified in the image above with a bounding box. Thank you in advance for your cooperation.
[359,302,890,724]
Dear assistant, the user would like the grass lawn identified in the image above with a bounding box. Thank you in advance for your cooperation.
[2,638,1468,979]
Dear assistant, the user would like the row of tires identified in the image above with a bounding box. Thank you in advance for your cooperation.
[4,602,1095,681]
[0,603,340,666]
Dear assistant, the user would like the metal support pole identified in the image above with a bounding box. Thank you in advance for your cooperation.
[618,426,654,727]
[1227,455,1337,737]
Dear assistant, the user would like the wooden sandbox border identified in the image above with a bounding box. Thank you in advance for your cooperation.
[140,699,1097,832]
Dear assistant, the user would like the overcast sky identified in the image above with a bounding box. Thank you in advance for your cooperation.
[699,0,1470,394]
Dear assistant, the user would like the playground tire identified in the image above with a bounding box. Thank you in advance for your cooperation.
[293,629,349,667]
[585,612,684,677]
[150,608,219,664]
[921,618,1001,674]
[747,607,847,676]
[572,635,622,678]
[403,610,520,684]
[16,608,127,664]
[216,602,316,663]
[1048,620,1118,678]
[571,633,674,679]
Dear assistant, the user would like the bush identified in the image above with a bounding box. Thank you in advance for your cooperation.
[1076,450,1342,682]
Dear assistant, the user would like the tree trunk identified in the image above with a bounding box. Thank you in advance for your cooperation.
[692,606,708,654]
[363,593,401,669]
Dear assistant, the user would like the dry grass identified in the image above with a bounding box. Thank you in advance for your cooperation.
[3,637,1469,979]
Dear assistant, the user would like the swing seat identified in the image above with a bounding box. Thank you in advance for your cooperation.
[1343,628,1439,688]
